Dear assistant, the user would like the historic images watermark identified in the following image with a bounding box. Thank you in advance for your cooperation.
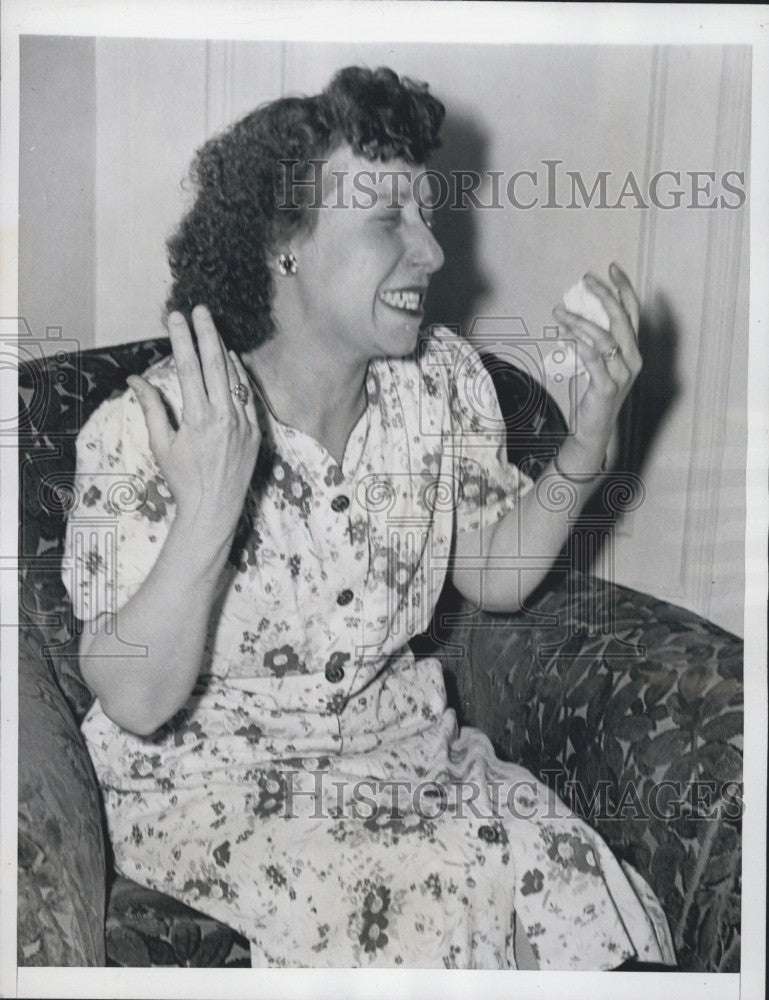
[278,160,748,212]
[278,770,745,823]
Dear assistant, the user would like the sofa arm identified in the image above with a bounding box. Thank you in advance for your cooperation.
[437,570,743,973]
[18,621,106,966]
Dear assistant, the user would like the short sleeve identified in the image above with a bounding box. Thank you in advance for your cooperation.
[427,329,534,537]
[61,360,179,622]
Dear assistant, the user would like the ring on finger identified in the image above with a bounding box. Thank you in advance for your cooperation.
[230,382,249,406]
[601,343,622,363]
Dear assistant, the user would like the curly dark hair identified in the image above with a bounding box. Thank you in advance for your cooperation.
[164,66,445,352]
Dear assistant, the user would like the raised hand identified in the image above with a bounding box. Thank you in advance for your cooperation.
[552,262,642,470]
[127,305,262,551]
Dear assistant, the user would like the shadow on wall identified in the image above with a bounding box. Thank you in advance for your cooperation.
[423,113,490,335]
[569,291,681,575]
[626,291,681,478]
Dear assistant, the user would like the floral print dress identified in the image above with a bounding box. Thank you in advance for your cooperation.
[64,327,675,969]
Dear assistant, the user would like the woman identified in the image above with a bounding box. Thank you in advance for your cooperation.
[65,66,675,969]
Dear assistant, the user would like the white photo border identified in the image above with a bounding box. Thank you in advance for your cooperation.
[1,3,766,998]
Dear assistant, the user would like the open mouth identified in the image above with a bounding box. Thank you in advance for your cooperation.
[378,287,426,314]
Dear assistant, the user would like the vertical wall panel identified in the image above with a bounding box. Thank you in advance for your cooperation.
[205,40,286,134]
[683,48,750,618]
[606,46,749,635]
[19,36,96,355]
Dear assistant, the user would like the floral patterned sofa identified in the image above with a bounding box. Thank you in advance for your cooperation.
[18,336,743,971]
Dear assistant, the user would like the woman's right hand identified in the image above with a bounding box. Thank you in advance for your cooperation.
[127,305,262,550]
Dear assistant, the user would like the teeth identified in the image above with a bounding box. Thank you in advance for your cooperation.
[379,289,423,312]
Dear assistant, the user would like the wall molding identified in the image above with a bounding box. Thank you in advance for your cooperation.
[615,46,669,540]
[680,46,751,618]
[204,40,235,138]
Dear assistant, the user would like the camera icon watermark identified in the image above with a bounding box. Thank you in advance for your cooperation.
[4,317,86,438]
[420,316,588,444]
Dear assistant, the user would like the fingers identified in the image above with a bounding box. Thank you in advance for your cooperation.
[582,268,641,370]
[581,271,631,339]
[608,261,641,334]
[554,310,631,392]
[558,265,642,375]
[553,305,625,367]
[126,375,172,459]
[168,312,207,421]
[168,306,240,418]
[191,305,232,410]
[226,349,260,429]
[570,335,630,399]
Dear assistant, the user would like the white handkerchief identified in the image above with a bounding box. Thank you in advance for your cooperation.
[545,279,612,386]
[562,278,611,331]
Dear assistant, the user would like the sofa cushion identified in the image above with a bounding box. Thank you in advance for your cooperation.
[18,337,174,723]
[106,878,250,967]
[17,623,106,966]
[438,570,743,972]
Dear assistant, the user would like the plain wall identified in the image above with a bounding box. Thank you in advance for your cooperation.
[19,35,95,355]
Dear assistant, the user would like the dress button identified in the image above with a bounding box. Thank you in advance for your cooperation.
[325,663,345,684]
[336,589,353,606]
[331,494,350,513]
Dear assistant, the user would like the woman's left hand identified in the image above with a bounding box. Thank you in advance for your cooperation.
[552,261,642,470]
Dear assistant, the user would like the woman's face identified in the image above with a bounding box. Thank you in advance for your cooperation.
[284,144,445,363]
